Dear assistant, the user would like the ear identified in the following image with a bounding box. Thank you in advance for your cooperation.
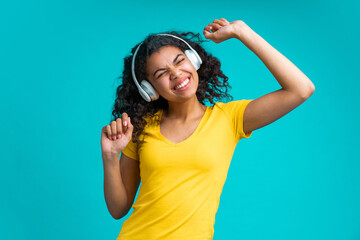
[141,80,159,101]
[184,49,202,70]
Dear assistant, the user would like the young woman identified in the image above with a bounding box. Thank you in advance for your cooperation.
[100,18,315,239]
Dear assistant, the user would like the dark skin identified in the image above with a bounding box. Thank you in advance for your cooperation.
[145,45,207,143]
[101,17,315,157]
[100,17,315,221]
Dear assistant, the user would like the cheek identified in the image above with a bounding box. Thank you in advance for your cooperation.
[154,80,170,92]
[183,62,196,71]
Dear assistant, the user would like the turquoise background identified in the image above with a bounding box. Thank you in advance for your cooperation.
[1,0,359,239]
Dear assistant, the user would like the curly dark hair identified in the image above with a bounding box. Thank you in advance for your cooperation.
[111,31,233,144]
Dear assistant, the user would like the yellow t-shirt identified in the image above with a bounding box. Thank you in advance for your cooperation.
[117,99,253,240]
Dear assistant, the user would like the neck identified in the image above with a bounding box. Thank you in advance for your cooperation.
[164,96,206,122]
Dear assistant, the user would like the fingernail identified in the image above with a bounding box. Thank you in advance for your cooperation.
[124,121,127,126]
[112,136,116,140]
[117,134,121,139]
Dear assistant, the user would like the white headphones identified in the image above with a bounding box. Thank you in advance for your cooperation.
[131,34,203,102]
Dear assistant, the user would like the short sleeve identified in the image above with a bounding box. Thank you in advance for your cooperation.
[219,99,254,142]
[122,138,139,161]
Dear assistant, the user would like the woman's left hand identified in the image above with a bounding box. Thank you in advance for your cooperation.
[203,18,244,43]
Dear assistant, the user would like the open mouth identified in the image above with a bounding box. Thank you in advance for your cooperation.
[174,77,191,91]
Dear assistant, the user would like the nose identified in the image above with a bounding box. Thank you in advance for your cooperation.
[169,66,182,80]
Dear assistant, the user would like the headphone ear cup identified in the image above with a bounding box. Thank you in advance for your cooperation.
[140,80,159,101]
[185,49,202,71]
[137,86,151,102]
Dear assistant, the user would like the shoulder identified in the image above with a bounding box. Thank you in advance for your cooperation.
[142,109,162,124]
[214,100,253,112]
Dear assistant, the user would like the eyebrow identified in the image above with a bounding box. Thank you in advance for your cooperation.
[153,53,184,77]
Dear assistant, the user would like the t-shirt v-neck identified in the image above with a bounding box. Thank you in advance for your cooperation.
[157,106,210,146]
[118,99,254,240]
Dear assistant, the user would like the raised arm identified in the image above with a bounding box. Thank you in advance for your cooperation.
[204,19,315,134]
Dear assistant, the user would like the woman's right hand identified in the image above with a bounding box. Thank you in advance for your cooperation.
[101,112,134,159]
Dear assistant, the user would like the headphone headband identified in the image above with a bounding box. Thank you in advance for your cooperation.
[131,33,202,102]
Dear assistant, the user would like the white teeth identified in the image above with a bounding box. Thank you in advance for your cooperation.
[175,78,190,90]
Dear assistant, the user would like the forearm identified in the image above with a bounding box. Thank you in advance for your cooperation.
[102,155,129,219]
[234,22,315,97]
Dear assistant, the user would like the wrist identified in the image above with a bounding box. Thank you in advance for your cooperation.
[233,20,252,41]
[102,152,120,163]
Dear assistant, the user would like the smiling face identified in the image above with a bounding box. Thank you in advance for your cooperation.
[145,45,199,103]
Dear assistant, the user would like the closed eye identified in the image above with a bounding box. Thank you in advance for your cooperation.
[176,59,185,64]
[157,59,185,79]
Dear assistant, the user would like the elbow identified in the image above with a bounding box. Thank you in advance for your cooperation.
[298,82,315,100]
[305,82,315,98]
[111,213,123,220]
[112,212,122,220]
[110,211,121,220]
[111,208,130,220]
